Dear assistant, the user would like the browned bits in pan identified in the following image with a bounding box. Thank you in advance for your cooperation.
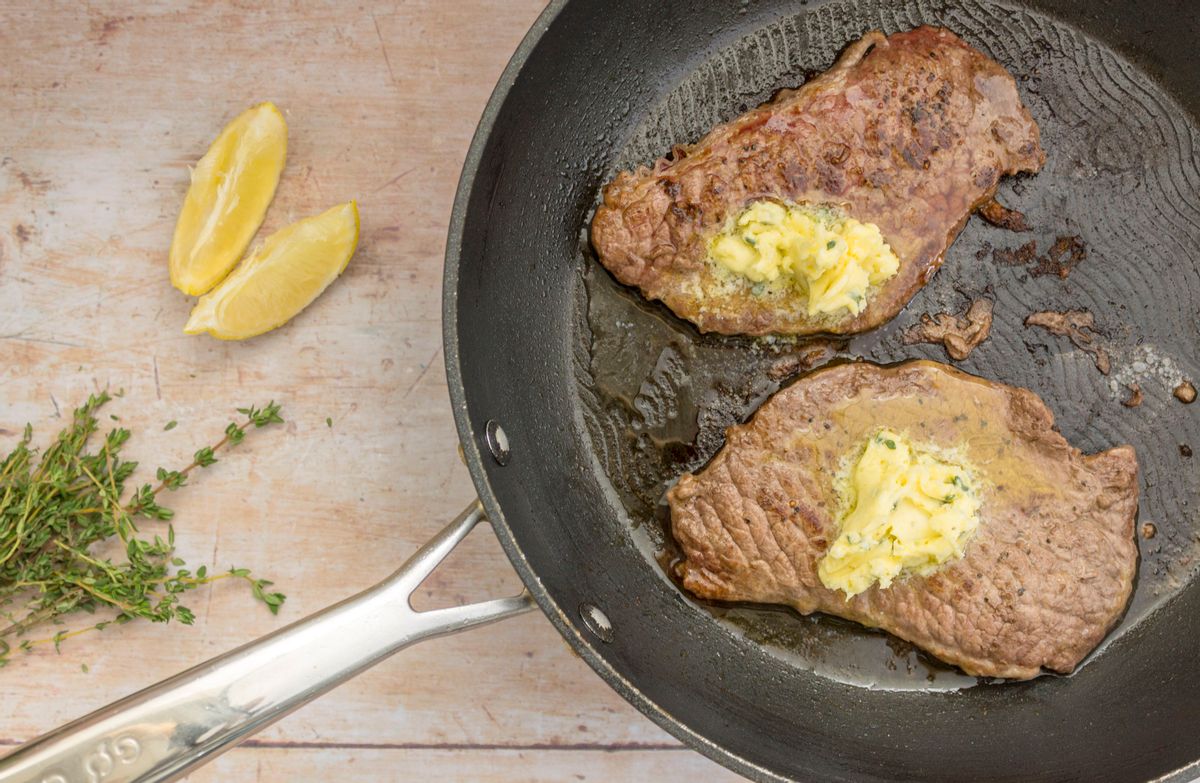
[1122,384,1144,408]
[903,298,994,361]
[1024,309,1110,375]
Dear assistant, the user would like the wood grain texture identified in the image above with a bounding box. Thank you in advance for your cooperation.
[0,1,742,780]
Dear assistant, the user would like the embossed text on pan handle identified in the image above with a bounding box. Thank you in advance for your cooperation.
[0,501,534,783]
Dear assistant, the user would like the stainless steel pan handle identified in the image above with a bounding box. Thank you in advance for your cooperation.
[0,501,534,783]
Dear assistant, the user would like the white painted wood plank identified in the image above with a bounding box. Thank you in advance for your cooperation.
[193,747,745,783]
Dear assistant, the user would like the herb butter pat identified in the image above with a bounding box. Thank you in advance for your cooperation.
[818,429,981,598]
[707,200,899,316]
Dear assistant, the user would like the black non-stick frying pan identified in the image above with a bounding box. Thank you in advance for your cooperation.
[3,1,1200,781]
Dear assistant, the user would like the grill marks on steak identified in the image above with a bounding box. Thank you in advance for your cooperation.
[668,361,1138,679]
[591,27,1044,335]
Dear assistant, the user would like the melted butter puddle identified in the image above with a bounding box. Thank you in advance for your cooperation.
[783,375,1068,587]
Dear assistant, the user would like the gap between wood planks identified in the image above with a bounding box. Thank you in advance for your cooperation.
[0,738,686,752]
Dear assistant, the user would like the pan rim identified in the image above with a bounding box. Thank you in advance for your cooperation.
[440,1,782,781]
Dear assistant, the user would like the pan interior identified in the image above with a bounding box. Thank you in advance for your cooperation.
[576,0,1200,689]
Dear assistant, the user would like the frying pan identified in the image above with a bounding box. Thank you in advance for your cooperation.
[3,0,1200,781]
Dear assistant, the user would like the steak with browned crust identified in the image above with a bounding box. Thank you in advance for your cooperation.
[668,361,1138,679]
[591,27,1044,335]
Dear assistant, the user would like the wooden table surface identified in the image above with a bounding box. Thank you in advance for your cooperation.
[0,2,743,780]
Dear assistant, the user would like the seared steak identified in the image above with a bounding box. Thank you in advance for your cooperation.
[591,27,1044,335]
[668,361,1138,679]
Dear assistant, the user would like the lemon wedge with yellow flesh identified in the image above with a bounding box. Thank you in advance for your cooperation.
[170,102,288,296]
[184,201,359,340]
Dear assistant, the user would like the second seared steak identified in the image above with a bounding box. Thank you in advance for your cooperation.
[591,27,1044,335]
[668,361,1138,679]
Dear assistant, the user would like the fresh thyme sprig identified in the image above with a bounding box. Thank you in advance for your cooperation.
[0,395,286,666]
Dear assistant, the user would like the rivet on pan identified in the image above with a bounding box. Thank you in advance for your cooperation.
[484,420,510,466]
[579,602,614,643]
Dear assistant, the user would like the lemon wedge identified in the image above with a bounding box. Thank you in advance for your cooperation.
[184,201,359,340]
[170,102,288,296]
